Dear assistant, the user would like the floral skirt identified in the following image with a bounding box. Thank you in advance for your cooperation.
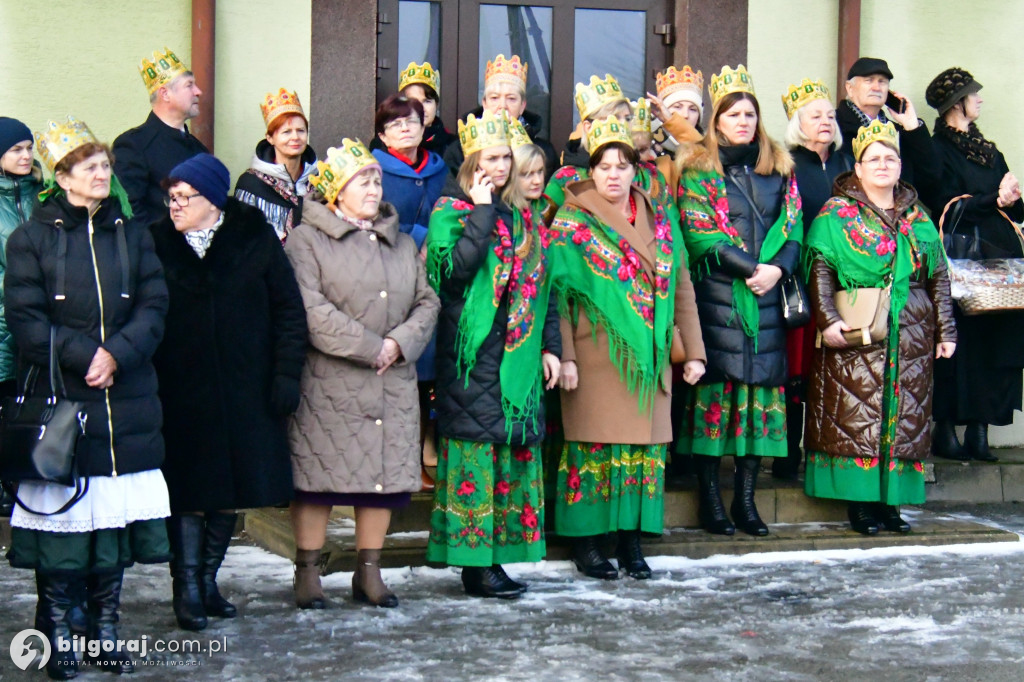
[554,441,667,536]
[677,381,787,458]
[426,438,545,567]
[804,452,926,505]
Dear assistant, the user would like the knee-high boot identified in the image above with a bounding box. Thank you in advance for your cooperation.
[731,457,769,536]
[34,571,79,680]
[85,569,134,674]
[694,455,734,535]
[200,512,238,618]
[167,514,208,631]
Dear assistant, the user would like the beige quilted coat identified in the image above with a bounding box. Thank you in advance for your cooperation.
[284,200,439,494]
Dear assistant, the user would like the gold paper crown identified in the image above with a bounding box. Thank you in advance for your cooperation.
[309,139,380,204]
[484,54,528,91]
[139,47,189,95]
[781,79,831,120]
[398,62,441,96]
[656,65,704,101]
[709,64,756,109]
[35,116,99,173]
[586,115,634,156]
[574,74,627,121]
[260,88,305,129]
[630,99,652,134]
[457,110,510,157]
[506,113,532,150]
[852,120,900,161]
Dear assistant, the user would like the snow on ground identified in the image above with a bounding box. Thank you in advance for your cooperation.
[4,505,1024,681]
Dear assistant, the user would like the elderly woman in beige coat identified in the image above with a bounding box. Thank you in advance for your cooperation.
[284,139,439,609]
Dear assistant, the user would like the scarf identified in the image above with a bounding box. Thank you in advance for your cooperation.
[547,191,683,409]
[843,98,889,128]
[933,119,997,168]
[245,167,301,234]
[804,194,944,460]
[426,196,551,441]
[184,211,225,258]
[334,207,374,231]
[679,167,802,344]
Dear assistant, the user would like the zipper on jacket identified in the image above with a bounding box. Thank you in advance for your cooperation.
[87,214,118,476]
[13,181,23,221]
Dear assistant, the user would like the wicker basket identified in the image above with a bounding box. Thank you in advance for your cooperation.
[949,258,1024,315]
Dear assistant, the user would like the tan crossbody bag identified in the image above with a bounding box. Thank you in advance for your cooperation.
[816,286,891,348]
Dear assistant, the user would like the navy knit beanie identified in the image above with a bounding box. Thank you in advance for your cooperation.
[168,153,230,208]
[0,117,33,157]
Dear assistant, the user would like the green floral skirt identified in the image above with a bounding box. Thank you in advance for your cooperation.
[426,438,545,567]
[7,519,171,574]
[554,441,667,536]
[805,452,926,505]
[677,381,787,458]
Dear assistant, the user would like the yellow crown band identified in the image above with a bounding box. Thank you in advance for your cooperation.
[586,115,634,157]
[656,65,703,102]
[574,74,627,121]
[35,116,99,174]
[709,65,756,109]
[458,110,510,157]
[782,79,831,120]
[853,120,900,161]
[631,98,652,134]
[506,114,532,150]
[261,88,305,130]
[309,139,380,205]
[485,54,528,92]
[399,62,441,96]
[139,47,189,96]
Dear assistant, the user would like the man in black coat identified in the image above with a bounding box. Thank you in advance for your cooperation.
[113,48,208,229]
[836,57,943,209]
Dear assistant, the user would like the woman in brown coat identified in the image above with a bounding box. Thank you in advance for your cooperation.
[804,121,956,535]
[284,139,439,608]
[548,118,706,580]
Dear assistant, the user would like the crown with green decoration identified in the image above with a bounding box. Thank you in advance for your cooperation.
[853,120,900,161]
[35,116,99,173]
[575,74,627,121]
[782,79,831,120]
[458,110,510,157]
[631,98,652,134]
[709,64,755,108]
[505,113,532,150]
[139,47,190,95]
[310,139,380,204]
[586,115,634,156]
[398,62,441,96]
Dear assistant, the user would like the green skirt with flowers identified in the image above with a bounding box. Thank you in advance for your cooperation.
[677,381,787,458]
[554,441,667,536]
[805,452,926,505]
[426,438,545,567]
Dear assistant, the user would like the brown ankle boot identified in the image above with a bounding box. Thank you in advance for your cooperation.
[293,549,325,609]
[352,549,398,608]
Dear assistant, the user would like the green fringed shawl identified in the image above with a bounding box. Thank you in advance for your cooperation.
[426,196,551,441]
[678,169,802,343]
[546,193,684,410]
[804,195,944,459]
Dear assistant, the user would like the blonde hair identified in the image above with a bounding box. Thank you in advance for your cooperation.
[512,143,545,174]
[457,147,525,210]
[704,92,777,176]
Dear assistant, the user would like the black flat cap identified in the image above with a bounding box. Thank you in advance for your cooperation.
[847,57,894,80]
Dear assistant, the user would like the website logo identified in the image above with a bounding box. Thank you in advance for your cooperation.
[10,628,50,670]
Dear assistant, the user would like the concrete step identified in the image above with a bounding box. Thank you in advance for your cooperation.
[926,447,1024,502]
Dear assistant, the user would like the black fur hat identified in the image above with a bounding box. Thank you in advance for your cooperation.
[926,67,982,115]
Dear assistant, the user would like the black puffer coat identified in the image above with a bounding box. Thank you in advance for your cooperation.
[5,195,168,476]
[432,179,561,445]
[790,144,853,228]
[686,143,801,387]
[150,199,308,512]
[442,107,558,181]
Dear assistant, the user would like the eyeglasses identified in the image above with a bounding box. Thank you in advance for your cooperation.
[860,157,901,169]
[164,192,201,208]
[383,117,423,132]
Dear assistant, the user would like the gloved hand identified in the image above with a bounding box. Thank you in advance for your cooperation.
[270,375,301,416]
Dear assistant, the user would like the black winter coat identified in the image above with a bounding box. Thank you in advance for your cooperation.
[790,144,853,229]
[113,112,209,229]
[692,144,801,387]
[442,107,558,182]
[150,199,308,513]
[5,195,168,477]
[433,180,561,445]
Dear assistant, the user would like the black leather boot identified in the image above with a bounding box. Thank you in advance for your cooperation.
[932,420,970,461]
[848,502,879,535]
[875,504,911,533]
[731,457,768,536]
[773,397,803,480]
[85,570,134,674]
[965,422,998,462]
[694,455,735,535]
[34,572,79,680]
[571,535,619,580]
[489,564,528,593]
[167,514,208,631]
[615,530,652,579]
[461,566,523,599]
[67,578,88,637]
[199,512,238,618]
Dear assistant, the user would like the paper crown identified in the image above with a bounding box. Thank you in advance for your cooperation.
[309,139,380,204]
[781,79,831,120]
[35,116,99,173]
[586,115,634,156]
[484,54,528,91]
[506,114,532,150]
[575,74,627,121]
[260,88,305,130]
[852,120,900,161]
[398,62,441,96]
[139,47,190,95]
[656,65,704,102]
[631,99,652,134]
[709,65,756,109]
[458,110,510,157]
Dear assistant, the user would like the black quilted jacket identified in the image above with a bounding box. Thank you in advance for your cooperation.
[432,181,561,445]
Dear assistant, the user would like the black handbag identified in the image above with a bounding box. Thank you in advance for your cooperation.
[0,327,90,516]
[780,274,812,328]
[941,196,983,260]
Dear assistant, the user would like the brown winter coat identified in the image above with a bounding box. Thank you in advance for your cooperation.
[285,200,440,493]
[559,180,706,445]
[804,175,957,461]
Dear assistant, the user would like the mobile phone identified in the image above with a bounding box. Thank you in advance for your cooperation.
[885,92,907,114]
